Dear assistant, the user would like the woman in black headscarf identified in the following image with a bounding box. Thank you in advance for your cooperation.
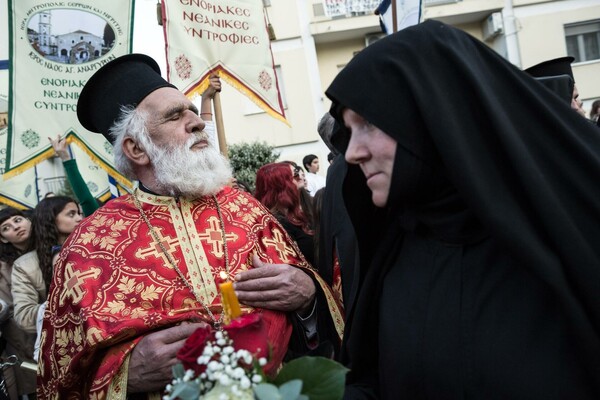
[326,20,600,399]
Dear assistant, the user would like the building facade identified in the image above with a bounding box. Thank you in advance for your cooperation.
[135,0,600,173]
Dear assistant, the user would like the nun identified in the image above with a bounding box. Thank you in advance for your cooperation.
[326,20,600,400]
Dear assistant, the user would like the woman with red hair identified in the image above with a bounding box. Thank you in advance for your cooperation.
[255,162,315,266]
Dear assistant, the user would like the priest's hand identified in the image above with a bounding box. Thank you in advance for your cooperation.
[233,255,316,314]
[127,322,208,393]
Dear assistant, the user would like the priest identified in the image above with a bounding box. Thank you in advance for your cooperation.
[37,54,343,398]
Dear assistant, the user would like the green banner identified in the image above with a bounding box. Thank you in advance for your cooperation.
[6,0,135,190]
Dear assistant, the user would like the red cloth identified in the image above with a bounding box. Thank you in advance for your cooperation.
[37,187,309,398]
[177,312,289,377]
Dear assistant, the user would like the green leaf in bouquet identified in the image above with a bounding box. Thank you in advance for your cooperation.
[171,363,185,379]
[167,381,200,400]
[254,383,282,400]
[273,357,349,400]
[279,379,303,399]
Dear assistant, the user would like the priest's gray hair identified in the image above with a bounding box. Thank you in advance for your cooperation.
[110,106,152,180]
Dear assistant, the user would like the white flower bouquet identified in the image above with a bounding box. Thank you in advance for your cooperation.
[163,314,347,400]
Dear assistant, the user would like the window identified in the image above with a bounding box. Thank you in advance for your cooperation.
[565,20,600,63]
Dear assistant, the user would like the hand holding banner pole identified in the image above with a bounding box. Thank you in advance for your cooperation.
[213,92,228,158]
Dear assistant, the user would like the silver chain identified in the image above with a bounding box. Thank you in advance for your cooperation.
[133,190,230,330]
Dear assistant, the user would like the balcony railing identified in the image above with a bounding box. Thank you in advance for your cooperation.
[316,0,462,20]
[424,0,460,5]
[44,176,66,194]
[321,0,380,18]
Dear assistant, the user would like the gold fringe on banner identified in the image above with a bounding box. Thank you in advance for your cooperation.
[0,195,30,210]
[67,136,133,190]
[2,147,55,180]
[185,68,290,127]
[2,134,132,191]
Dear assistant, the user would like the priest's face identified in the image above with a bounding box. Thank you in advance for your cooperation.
[139,87,206,150]
[343,108,397,208]
[137,88,232,198]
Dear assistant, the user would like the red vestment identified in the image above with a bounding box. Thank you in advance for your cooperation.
[37,187,343,399]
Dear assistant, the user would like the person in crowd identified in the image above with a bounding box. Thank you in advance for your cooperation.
[312,188,325,245]
[326,20,600,399]
[297,167,308,189]
[255,162,316,267]
[302,154,326,196]
[0,207,36,399]
[311,187,342,304]
[327,152,335,164]
[282,160,314,223]
[230,177,252,194]
[590,99,600,123]
[48,135,100,216]
[38,54,343,398]
[199,73,221,150]
[11,197,82,337]
[315,112,366,313]
[525,56,587,117]
[283,161,306,190]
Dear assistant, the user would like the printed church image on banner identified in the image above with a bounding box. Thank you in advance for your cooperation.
[27,9,115,65]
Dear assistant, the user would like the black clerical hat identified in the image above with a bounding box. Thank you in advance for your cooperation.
[524,56,575,80]
[77,54,177,144]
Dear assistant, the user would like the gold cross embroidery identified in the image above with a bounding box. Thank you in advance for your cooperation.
[59,262,102,306]
[135,228,180,266]
[197,215,238,258]
[262,228,295,262]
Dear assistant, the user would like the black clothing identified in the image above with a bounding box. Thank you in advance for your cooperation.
[326,20,600,399]
[275,214,316,267]
[532,75,573,105]
[317,154,359,309]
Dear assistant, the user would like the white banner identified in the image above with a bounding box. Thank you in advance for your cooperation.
[162,0,287,124]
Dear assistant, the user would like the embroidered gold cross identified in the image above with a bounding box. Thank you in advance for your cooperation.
[197,216,238,258]
[59,262,102,306]
[135,228,180,266]
[262,228,295,262]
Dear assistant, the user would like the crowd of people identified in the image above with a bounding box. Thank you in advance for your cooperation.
[1,20,600,399]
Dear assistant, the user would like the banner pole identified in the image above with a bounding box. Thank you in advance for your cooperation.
[392,0,398,33]
[213,92,228,158]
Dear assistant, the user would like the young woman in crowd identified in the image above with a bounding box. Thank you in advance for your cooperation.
[255,162,316,266]
[0,207,37,399]
[282,160,314,225]
[11,196,83,338]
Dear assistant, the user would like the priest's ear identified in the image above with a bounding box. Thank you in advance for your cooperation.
[122,136,151,167]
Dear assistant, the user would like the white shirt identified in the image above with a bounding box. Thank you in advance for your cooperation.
[305,172,326,196]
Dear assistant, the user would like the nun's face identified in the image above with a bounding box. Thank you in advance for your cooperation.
[343,108,397,207]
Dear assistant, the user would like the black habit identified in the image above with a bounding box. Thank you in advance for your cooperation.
[326,20,600,399]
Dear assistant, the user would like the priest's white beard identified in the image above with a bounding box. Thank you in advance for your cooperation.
[147,133,232,198]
